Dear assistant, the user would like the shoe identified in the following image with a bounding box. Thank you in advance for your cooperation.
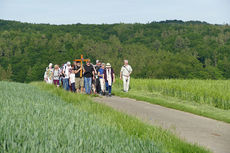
[109,93,112,97]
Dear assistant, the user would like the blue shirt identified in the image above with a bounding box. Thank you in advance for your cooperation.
[98,68,104,79]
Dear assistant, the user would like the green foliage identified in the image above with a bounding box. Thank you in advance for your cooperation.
[0,19,230,82]
[0,64,12,81]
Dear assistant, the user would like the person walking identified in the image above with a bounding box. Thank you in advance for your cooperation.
[53,64,61,87]
[103,63,115,97]
[69,69,76,92]
[62,61,71,91]
[120,60,132,92]
[83,60,94,94]
[98,63,105,95]
[44,63,53,84]
[95,60,101,94]
[73,61,84,93]
[59,64,65,87]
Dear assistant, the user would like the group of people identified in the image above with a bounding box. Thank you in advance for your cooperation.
[44,59,132,96]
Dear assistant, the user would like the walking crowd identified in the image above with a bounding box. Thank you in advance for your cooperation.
[44,59,132,96]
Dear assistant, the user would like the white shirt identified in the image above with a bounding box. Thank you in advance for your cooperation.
[69,73,75,84]
[64,65,71,78]
[121,65,132,77]
[53,69,60,80]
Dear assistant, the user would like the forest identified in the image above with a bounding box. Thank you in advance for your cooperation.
[0,19,230,82]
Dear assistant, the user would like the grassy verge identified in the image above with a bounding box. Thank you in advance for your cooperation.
[31,82,210,153]
[113,79,230,123]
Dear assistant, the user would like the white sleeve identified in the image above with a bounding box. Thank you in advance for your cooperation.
[120,66,124,72]
[129,65,132,72]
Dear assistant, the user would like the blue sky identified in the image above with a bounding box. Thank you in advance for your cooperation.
[0,0,229,25]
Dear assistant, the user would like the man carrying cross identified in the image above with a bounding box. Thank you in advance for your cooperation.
[74,55,90,93]
[120,60,132,92]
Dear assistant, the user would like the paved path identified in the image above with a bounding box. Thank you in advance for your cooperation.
[94,96,230,153]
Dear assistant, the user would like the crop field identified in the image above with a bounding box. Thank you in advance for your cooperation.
[116,79,230,109]
[0,81,209,153]
[0,82,160,152]
[114,79,230,123]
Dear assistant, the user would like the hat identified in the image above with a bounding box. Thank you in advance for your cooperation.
[106,63,111,68]
[49,63,52,67]
[67,61,71,65]
[96,60,99,64]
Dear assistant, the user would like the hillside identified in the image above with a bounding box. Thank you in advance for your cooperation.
[0,19,230,82]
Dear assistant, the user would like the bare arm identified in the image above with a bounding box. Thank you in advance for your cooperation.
[83,66,85,73]
[113,73,116,83]
[92,71,95,80]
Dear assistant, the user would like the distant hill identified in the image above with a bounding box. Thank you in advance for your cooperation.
[0,19,230,82]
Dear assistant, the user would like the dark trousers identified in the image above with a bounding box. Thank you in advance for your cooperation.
[71,83,76,92]
[96,78,101,93]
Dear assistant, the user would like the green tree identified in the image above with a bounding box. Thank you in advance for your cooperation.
[6,64,12,81]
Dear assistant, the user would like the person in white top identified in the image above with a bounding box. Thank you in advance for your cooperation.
[62,61,72,91]
[120,60,132,92]
[69,69,76,92]
[44,63,53,84]
[53,64,61,87]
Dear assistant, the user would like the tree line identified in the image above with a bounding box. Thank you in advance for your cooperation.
[0,19,230,82]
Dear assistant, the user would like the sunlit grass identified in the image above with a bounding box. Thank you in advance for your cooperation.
[0,81,210,153]
[113,79,230,123]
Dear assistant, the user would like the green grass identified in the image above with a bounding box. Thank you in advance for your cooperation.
[0,81,160,153]
[31,82,210,153]
[0,81,210,153]
[113,79,230,123]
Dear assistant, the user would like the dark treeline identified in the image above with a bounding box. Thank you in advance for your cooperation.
[0,19,230,82]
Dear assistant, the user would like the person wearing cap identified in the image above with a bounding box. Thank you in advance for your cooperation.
[44,63,53,84]
[120,60,132,92]
[62,61,72,91]
[73,61,84,93]
[103,63,115,97]
[83,60,95,94]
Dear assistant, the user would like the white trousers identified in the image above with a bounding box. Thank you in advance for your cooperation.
[47,78,53,84]
[123,76,130,92]
[99,78,105,92]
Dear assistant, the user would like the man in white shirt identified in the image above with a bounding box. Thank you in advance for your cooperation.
[120,60,132,92]
[62,61,72,91]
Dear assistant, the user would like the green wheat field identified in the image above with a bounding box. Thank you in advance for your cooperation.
[0,81,210,153]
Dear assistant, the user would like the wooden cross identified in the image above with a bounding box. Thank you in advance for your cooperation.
[73,55,90,78]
